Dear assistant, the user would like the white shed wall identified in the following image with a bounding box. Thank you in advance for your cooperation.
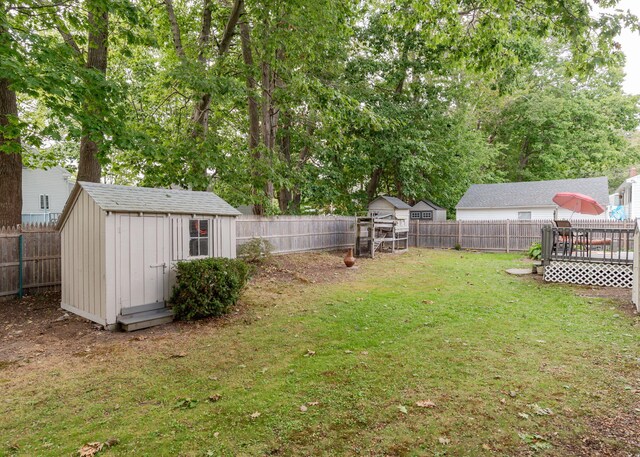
[456,206,608,221]
[60,190,106,323]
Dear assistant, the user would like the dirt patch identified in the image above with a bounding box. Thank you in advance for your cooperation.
[558,405,640,457]
[252,250,367,285]
[530,274,637,317]
[0,250,364,369]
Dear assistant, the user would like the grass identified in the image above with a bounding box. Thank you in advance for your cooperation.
[1,249,639,456]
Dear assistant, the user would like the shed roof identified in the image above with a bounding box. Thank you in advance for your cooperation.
[413,199,445,210]
[58,182,240,229]
[370,195,411,209]
[456,177,609,209]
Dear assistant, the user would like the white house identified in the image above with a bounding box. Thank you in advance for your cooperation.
[56,182,241,331]
[610,168,640,220]
[22,167,74,224]
[456,177,610,221]
[410,200,447,221]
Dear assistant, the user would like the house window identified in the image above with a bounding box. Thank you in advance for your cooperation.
[40,194,49,210]
[189,219,209,257]
[410,211,421,219]
[518,211,532,220]
[421,211,433,220]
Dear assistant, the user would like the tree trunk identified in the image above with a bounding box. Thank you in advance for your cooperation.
[366,168,383,202]
[0,78,22,227]
[277,113,292,213]
[240,19,266,215]
[77,0,108,183]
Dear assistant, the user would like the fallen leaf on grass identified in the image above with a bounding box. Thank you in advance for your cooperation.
[422,300,435,304]
[397,405,408,414]
[208,394,222,403]
[530,404,553,416]
[438,437,450,445]
[300,405,308,412]
[78,439,118,457]
[518,412,530,420]
[307,401,320,406]
[415,400,436,408]
[250,412,261,419]
[344,350,353,354]
[304,350,316,357]
[169,353,187,359]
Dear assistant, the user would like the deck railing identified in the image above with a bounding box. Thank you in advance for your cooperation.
[541,225,634,265]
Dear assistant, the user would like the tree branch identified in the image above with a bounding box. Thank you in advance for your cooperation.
[164,0,186,59]
[217,0,243,56]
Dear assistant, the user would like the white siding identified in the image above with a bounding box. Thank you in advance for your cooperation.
[22,167,73,217]
[630,181,640,219]
[368,200,395,214]
[60,190,106,323]
[456,206,608,221]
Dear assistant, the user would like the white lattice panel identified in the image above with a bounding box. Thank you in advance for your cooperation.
[544,261,633,288]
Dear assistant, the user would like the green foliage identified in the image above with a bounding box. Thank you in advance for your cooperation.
[170,257,250,321]
[237,238,274,265]
[528,242,542,260]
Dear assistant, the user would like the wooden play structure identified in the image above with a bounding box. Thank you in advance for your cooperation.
[355,196,411,257]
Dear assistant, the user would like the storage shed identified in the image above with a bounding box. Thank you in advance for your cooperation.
[410,200,447,221]
[368,195,411,231]
[56,182,241,330]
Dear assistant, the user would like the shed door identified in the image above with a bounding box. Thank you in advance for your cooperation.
[116,214,170,310]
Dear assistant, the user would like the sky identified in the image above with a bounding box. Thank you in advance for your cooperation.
[595,0,640,95]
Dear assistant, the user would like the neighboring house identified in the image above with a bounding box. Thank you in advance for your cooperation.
[57,182,241,330]
[22,167,74,224]
[410,200,447,221]
[456,177,610,221]
[610,167,639,220]
[368,195,411,231]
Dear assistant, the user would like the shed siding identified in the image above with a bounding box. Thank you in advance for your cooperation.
[456,206,608,221]
[368,200,395,213]
[60,190,105,323]
[631,181,640,219]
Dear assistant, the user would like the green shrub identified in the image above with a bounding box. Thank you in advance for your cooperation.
[528,241,542,260]
[170,257,250,321]
[237,237,274,264]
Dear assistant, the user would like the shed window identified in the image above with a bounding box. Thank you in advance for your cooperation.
[189,219,209,257]
[421,211,433,220]
[40,194,49,210]
[518,211,532,220]
[410,211,421,219]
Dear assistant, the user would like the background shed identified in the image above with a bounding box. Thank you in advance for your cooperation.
[367,196,410,231]
[57,182,240,330]
[410,200,447,221]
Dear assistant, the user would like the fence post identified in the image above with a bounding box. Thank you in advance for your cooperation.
[541,225,553,266]
[18,234,23,299]
[506,220,510,253]
[457,221,462,248]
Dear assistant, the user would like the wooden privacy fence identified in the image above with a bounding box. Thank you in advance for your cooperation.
[410,219,636,252]
[236,215,356,254]
[0,224,61,297]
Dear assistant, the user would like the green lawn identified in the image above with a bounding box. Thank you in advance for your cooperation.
[1,249,639,456]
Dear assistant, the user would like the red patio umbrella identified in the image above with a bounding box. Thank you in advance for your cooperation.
[552,192,605,216]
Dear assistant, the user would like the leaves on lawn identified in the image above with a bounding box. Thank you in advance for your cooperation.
[174,398,198,409]
[415,400,436,408]
[530,404,553,416]
[304,350,316,357]
[300,404,308,412]
[250,411,261,419]
[208,394,222,403]
[421,300,434,305]
[518,412,530,420]
[169,352,187,359]
[78,438,118,457]
[397,405,408,414]
[438,437,450,445]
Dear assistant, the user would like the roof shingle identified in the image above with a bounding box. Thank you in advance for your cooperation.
[456,177,609,209]
[78,182,241,216]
